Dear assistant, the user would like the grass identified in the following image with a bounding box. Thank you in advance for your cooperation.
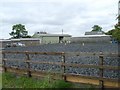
[2,72,96,88]
[2,72,73,88]
[0,73,2,89]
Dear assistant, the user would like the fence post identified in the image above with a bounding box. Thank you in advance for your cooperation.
[61,52,66,81]
[25,51,31,77]
[2,52,7,72]
[99,52,104,89]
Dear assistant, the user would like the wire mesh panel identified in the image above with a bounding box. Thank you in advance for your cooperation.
[103,56,119,79]
[65,55,99,77]
[4,53,26,60]
[29,54,61,62]
[65,67,99,77]
[103,69,119,79]
[65,55,99,65]
[103,56,119,66]
[29,53,62,72]
[4,53,26,69]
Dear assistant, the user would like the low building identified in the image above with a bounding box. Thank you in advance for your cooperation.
[32,32,71,44]
[70,35,113,43]
[71,30,116,43]
[1,38,41,48]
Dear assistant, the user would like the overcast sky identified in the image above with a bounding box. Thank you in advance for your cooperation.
[0,0,118,39]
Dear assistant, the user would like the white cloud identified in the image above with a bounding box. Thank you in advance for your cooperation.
[0,0,118,39]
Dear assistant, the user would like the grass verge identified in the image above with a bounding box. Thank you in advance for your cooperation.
[2,72,73,88]
[2,72,96,88]
[0,73,2,89]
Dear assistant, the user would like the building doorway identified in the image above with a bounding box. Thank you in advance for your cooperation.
[59,36,63,43]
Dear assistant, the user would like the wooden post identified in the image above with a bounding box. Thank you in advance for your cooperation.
[25,51,31,77]
[2,52,7,72]
[61,52,66,81]
[99,52,104,89]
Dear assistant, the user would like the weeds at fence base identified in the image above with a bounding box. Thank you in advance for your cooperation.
[2,72,73,88]
[1,72,98,88]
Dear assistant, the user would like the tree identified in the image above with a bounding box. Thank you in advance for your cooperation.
[112,29,120,42]
[9,24,30,38]
[106,22,120,42]
[106,16,120,42]
[106,23,120,42]
[92,25,102,32]
[105,29,114,35]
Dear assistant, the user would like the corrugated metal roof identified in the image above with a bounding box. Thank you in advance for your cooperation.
[0,38,41,42]
[11,38,41,41]
[74,35,112,38]
[33,34,72,37]
[85,31,105,35]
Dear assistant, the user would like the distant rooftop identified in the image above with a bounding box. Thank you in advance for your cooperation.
[33,32,72,38]
[74,35,112,38]
[85,31,105,35]
[0,38,41,42]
